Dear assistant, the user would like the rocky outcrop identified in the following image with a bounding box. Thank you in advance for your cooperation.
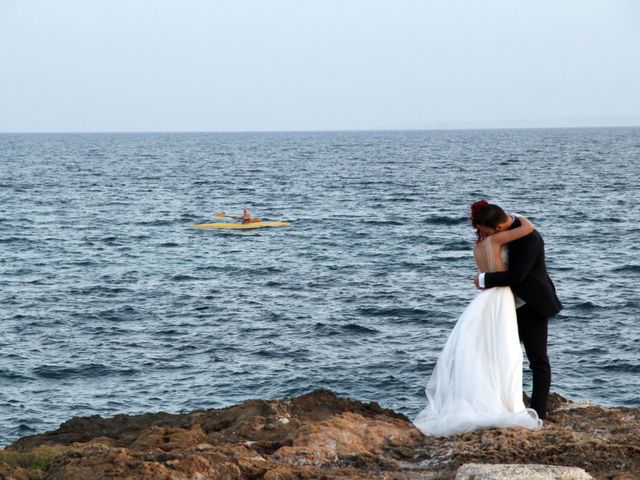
[1,389,638,479]
[454,463,594,479]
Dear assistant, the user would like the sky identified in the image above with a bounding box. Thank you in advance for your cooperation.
[1,0,639,132]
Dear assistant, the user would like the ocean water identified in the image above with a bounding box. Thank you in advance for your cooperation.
[1,128,639,447]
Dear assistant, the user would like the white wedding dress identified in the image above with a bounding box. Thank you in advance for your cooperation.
[413,239,542,437]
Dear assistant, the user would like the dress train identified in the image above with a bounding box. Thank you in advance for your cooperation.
[413,287,542,437]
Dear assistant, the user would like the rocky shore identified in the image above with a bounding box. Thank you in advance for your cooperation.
[1,389,638,479]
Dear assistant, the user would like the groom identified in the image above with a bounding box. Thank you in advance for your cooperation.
[473,202,562,419]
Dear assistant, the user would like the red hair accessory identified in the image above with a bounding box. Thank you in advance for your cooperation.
[471,200,489,243]
[470,199,489,227]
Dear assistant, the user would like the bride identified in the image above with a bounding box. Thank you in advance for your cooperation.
[413,201,542,437]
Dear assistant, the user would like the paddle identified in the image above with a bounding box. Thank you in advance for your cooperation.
[215,212,261,222]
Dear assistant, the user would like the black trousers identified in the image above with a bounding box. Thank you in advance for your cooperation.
[516,304,551,419]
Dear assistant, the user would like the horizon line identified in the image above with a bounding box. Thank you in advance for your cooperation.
[1,123,640,135]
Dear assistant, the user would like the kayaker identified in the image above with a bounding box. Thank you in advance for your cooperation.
[241,208,254,224]
[227,208,255,223]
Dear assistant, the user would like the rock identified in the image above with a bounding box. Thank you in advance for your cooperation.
[455,463,594,479]
[0,460,33,480]
[273,411,419,467]
[263,467,298,480]
[1,389,638,479]
[128,424,207,451]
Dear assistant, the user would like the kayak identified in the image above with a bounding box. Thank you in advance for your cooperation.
[193,221,290,229]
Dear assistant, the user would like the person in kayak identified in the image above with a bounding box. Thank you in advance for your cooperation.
[228,209,254,223]
[241,208,254,224]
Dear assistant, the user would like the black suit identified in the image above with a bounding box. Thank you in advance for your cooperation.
[484,217,562,418]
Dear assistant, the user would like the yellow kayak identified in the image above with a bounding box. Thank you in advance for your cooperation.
[193,221,290,229]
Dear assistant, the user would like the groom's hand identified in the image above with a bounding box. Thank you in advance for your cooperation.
[474,274,482,289]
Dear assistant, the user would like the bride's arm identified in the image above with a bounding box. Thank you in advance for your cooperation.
[491,216,534,247]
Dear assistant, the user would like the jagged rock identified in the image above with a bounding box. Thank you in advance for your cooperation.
[455,463,593,479]
[273,410,418,467]
[1,389,638,479]
[0,460,33,480]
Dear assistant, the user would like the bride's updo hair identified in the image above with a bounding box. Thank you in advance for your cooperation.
[471,200,508,228]
[470,200,488,227]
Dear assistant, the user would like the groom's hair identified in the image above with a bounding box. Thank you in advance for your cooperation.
[474,203,508,228]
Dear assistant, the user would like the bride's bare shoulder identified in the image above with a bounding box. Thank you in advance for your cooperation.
[473,238,490,258]
[474,237,491,249]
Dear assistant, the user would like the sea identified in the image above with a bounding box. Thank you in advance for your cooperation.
[1,128,639,447]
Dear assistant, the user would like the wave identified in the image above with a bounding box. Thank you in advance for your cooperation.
[170,274,199,282]
[600,362,640,373]
[33,363,138,379]
[361,219,405,226]
[134,219,177,226]
[572,301,605,310]
[0,369,32,381]
[158,242,180,247]
[563,346,608,355]
[69,285,130,296]
[357,306,430,319]
[250,266,284,276]
[386,196,419,203]
[341,323,380,334]
[311,322,379,336]
[422,215,468,226]
[0,236,33,244]
[98,306,141,322]
[612,265,640,273]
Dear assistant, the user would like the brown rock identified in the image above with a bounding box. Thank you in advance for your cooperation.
[274,411,418,467]
[1,389,638,479]
[0,460,33,480]
[263,466,298,480]
[129,425,207,451]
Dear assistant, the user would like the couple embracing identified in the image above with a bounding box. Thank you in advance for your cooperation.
[414,200,562,437]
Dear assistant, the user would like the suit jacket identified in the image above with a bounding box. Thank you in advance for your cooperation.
[484,217,562,319]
